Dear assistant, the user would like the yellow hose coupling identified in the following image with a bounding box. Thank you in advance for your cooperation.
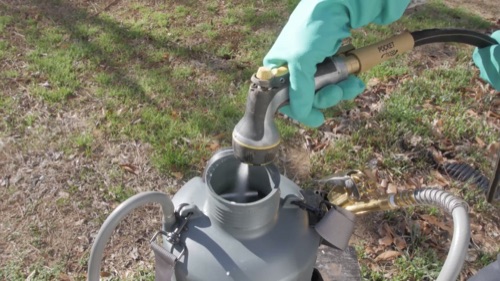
[344,190,418,215]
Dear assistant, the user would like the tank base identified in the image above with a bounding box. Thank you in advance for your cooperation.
[313,245,362,281]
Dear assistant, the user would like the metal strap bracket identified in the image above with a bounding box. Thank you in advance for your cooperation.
[150,212,191,281]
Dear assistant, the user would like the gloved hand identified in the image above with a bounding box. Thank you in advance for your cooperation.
[473,30,500,91]
[264,0,411,127]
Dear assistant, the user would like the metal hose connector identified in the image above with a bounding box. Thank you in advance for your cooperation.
[343,187,469,281]
[411,188,470,281]
[343,188,468,215]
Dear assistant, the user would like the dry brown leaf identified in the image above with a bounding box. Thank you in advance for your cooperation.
[374,250,402,261]
[423,100,434,110]
[410,135,422,146]
[377,223,387,237]
[213,132,226,140]
[378,235,393,246]
[387,183,398,194]
[471,233,487,245]
[420,214,453,234]
[430,170,450,186]
[380,179,388,188]
[383,223,395,237]
[407,176,422,189]
[470,223,483,232]
[432,118,444,138]
[170,110,180,119]
[488,110,500,119]
[120,163,138,175]
[428,147,444,164]
[58,273,71,281]
[208,141,220,151]
[367,77,381,89]
[487,142,500,155]
[394,236,407,250]
[465,250,478,262]
[377,222,396,240]
[466,109,479,117]
[129,247,139,260]
[413,220,432,236]
[475,136,486,148]
[360,112,371,119]
[172,172,183,179]
[363,169,379,183]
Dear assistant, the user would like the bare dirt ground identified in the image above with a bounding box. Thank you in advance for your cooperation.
[445,0,499,20]
[1,0,499,280]
[0,92,179,277]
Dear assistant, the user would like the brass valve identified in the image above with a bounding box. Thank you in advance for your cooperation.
[320,170,419,215]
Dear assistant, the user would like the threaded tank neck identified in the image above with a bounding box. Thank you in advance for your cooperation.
[203,149,280,237]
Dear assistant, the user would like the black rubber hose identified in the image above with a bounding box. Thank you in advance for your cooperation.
[411,28,498,48]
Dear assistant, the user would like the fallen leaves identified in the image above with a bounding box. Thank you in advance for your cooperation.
[374,222,408,258]
[419,214,453,234]
[301,130,343,152]
[387,183,398,194]
[378,235,393,247]
[362,210,467,271]
[171,171,183,180]
[207,140,220,151]
[475,136,486,148]
[120,163,138,175]
[375,250,402,262]
[393,236,407,251]
[431,118,444,138]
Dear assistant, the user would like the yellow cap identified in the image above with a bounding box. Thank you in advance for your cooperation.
[256,67,273,81]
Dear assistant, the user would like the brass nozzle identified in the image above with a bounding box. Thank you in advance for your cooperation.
[343,190,417,215]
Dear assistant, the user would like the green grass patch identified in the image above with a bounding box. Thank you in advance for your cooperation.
[0,14,13,33]
[104,185,136,203]
[0,259,25,280]
[74,132,93,157]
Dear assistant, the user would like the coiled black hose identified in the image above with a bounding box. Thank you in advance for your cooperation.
[411,28,498,48]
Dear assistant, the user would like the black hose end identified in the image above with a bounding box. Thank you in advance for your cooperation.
[411,28,498,48]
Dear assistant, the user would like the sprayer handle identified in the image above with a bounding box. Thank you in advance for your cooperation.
[231,57,352,165]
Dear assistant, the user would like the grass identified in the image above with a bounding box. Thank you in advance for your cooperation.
[0,256,65,280]
[360,248,442,281]
[74,132,93,156]
[0,0,498,279]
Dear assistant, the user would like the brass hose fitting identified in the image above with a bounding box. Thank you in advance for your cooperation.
[343,191,417,215]
[342,188,468,215]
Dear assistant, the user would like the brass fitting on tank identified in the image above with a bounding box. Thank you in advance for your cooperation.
[320,170,378,207]
[343,190,418,215]
[318,170,364,206]
[321,170,421,215]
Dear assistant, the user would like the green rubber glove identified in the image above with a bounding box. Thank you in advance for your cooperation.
[473,30,500,91]
[264,0,410,127]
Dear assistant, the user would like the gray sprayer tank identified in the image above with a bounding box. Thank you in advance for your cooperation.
[167,149,322,281]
